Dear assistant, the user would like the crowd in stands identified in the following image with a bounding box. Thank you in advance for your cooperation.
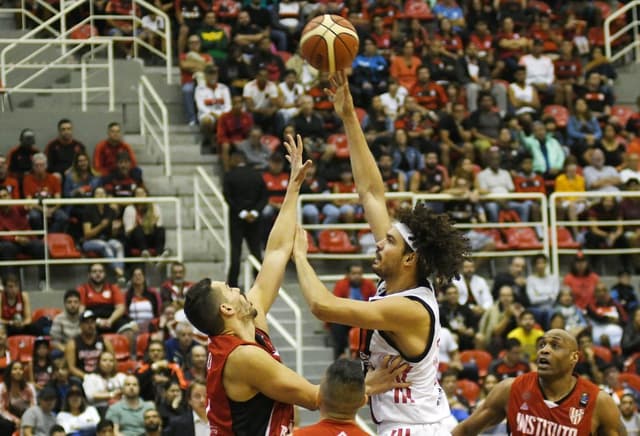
[0,261,206,435]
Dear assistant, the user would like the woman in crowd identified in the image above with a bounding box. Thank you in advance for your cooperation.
[125,268,161,332]
[567,97,602,165]
[82,351,126,415]
[56,381,100,436]
[156,380,185,429]
[553,288,589,337]
[63,151,101,228]
[0,361,37,432]
[45,359,72,413]
[0,325,10,382]
[0,274,34,335]
[123,186,168,257]
[81,186,125,284]
[29,336,53,390]
[597,123,626,168]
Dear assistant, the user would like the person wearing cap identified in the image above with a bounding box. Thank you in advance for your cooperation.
[194,64,232,153]
[20,386,58,436]
[55,381,100,435]
[7,128,39,181]
[93,122,140,178]
[101,152,145,199]
[65,309,114,380]
[23,152,69,233]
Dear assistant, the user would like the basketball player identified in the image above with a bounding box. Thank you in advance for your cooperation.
[293,71,469,435]
[294,358,370,435]
[452,329,625,436]
[184,135,409,436]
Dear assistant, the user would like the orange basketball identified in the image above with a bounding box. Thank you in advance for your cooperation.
[299,14,359,73]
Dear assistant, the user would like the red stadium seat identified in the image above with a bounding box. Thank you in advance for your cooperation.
[328,134,350,159]
[276,50,292,63]
[611,105,635,127]
[47,233,81,259]
[592,345,612,363]
[403,0,434,20]
[32,307,62,323]
[102,334,131,361]
[318,230,358,253]
[8,335,36,362]
[619,373,640,392]
[588,27,605,47]
[477,229,509,251]
[544,105,570,128]
[136,333,151,359]
[306,232,320,254]
[624,352,640,374]
[459,349,493,377]
[117,360,139,374]
[552,227,581,249]
[456,379,480,405]
[348,327,360,359]
[504,227,543,250]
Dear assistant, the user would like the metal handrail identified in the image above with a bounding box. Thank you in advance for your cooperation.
[193,166,229,272]
[243,254,303,377]
[139,75,170,176]
[0,196,183,291]
[604,0,640,63]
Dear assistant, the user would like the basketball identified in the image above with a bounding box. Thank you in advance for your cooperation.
[299,14,359,73]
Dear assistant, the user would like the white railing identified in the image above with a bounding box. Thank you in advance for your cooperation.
[0,38,115,111]
[0,196,183,291]
[0,0,59,32]
[605,0,640,63]
[193,166,229,272]
[139,75,170,176]
[549,191,640,275]
[243,254,303,376]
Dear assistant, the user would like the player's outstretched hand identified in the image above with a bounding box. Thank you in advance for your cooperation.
[284,133,312,185]
[292,225,309,260]
[325,70,354,118]
[365,355,411,396]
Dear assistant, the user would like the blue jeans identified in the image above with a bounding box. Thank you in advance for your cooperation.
[28,208,68,233]
[182,82,196,124]
[82,239,124,271]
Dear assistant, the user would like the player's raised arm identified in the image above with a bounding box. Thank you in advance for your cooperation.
[326,71,391,240]
[247,135,312,328]
[452,378,512,436]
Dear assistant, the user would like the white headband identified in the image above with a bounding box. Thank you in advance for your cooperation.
[393,221,417,252]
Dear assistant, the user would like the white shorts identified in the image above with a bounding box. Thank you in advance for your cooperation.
[377,415,457,436]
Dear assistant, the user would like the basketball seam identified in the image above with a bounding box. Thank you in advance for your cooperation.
[300,15,358,72]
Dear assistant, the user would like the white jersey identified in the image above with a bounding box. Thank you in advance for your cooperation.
[365,281,450,427]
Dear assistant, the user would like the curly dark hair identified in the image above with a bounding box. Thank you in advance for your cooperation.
[395,203,469,286]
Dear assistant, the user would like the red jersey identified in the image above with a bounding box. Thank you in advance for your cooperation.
[409,81,448,111]
[294,419,369,435]
[77,283,124,319]
[1,291,24,321]
[262,172,289,205]
[507,372,600,436]
[207,328,294,436]
[22,173,61,199]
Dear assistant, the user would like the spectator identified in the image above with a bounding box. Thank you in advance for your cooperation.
[65,310,114,380]
[235,126,271,170]
[0,155,20,199]
[260,152,289,237]
[20,385,57,436]
[285,47,318,92]
[50,424,65,436]
[457,44,507,116]
[567,98,602,166]
[330,164,361,230]
[83,351,126,413]
[7,128,39,181]
[101,152,144,199]
[488,338,530,380]
[93,123,139,178]
[30,337,53,390]
[478,285,522,354]
[243,67,281,134]
[554,159,587,236]
[155,380,184,429]
[506,310,544,363]
[508,66,540,116]
[216,95,255,172]
[159,262,193,307]
[0,274,36,336]
[307,72,342,135]
[586,282,627,348]
[292,95,330,161]
[104,375,154,436]
[135,340,187,402]
[362,95,393,146]
[585,196,630,272]
[575,72,615,120]
[104,0,140,57]
[164,380,207,436]
[277,70,304,132]
[179,34,213,126]
[491,256,528,304]
[196,11,228,61]
[97,419,115,436]
[409,151,447,204]
[0,186,45,277]
[518,39,554,97]
[63,152,100,201]
[56,381,100,435]
[389,40,422,91]
[440,283,479,351]
[619,393,640,436]
[183,345,206,382]
[76,263,131,334]
[525,253,559,327]
[622,308,640,358]
[125,268,160,333]
[441,369,470,422]
[232,10,267,55]
[0,361,37,433]
[378,79,408,123]
[299,161,340,228]
[598,123,626,168]
[553,40,582,107]
[0,325,9,381]
[574,332,605,384]
[610,270,639,315]
[123,186,169,258]
[518,121,565,179]
[165,322,197,369]
[175,0,208,54]
[600,365,631,405]
[43,360,71,414]
[439,103,473,171]
[350,38,388,108]
[390,128,424,182]
[468,92,504,152]
[495,17,530,80]
[44,119,86,180]
[250,36,285,83]
[151,303,178,342]
[329,264,376,360]
[452,258,493,318]
[223,150,267,287]
[563,252,600,310]
[51,289,82,353]
[194,65,232,152]
[552,288,589,337]
[82,186,125,283]
[439,326,465,374]
[410,66,448,114]
[23,153,68,233]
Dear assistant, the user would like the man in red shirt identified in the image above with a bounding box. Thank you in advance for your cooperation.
[294,359,369,435]
[216,95,254,172]
[453,329,622,436]
[22,153,68,233]
[409,66,448,113]
[488,338,531,380]
[0,186,45,277]
[0,154,20,199]
[93,122,140,177]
